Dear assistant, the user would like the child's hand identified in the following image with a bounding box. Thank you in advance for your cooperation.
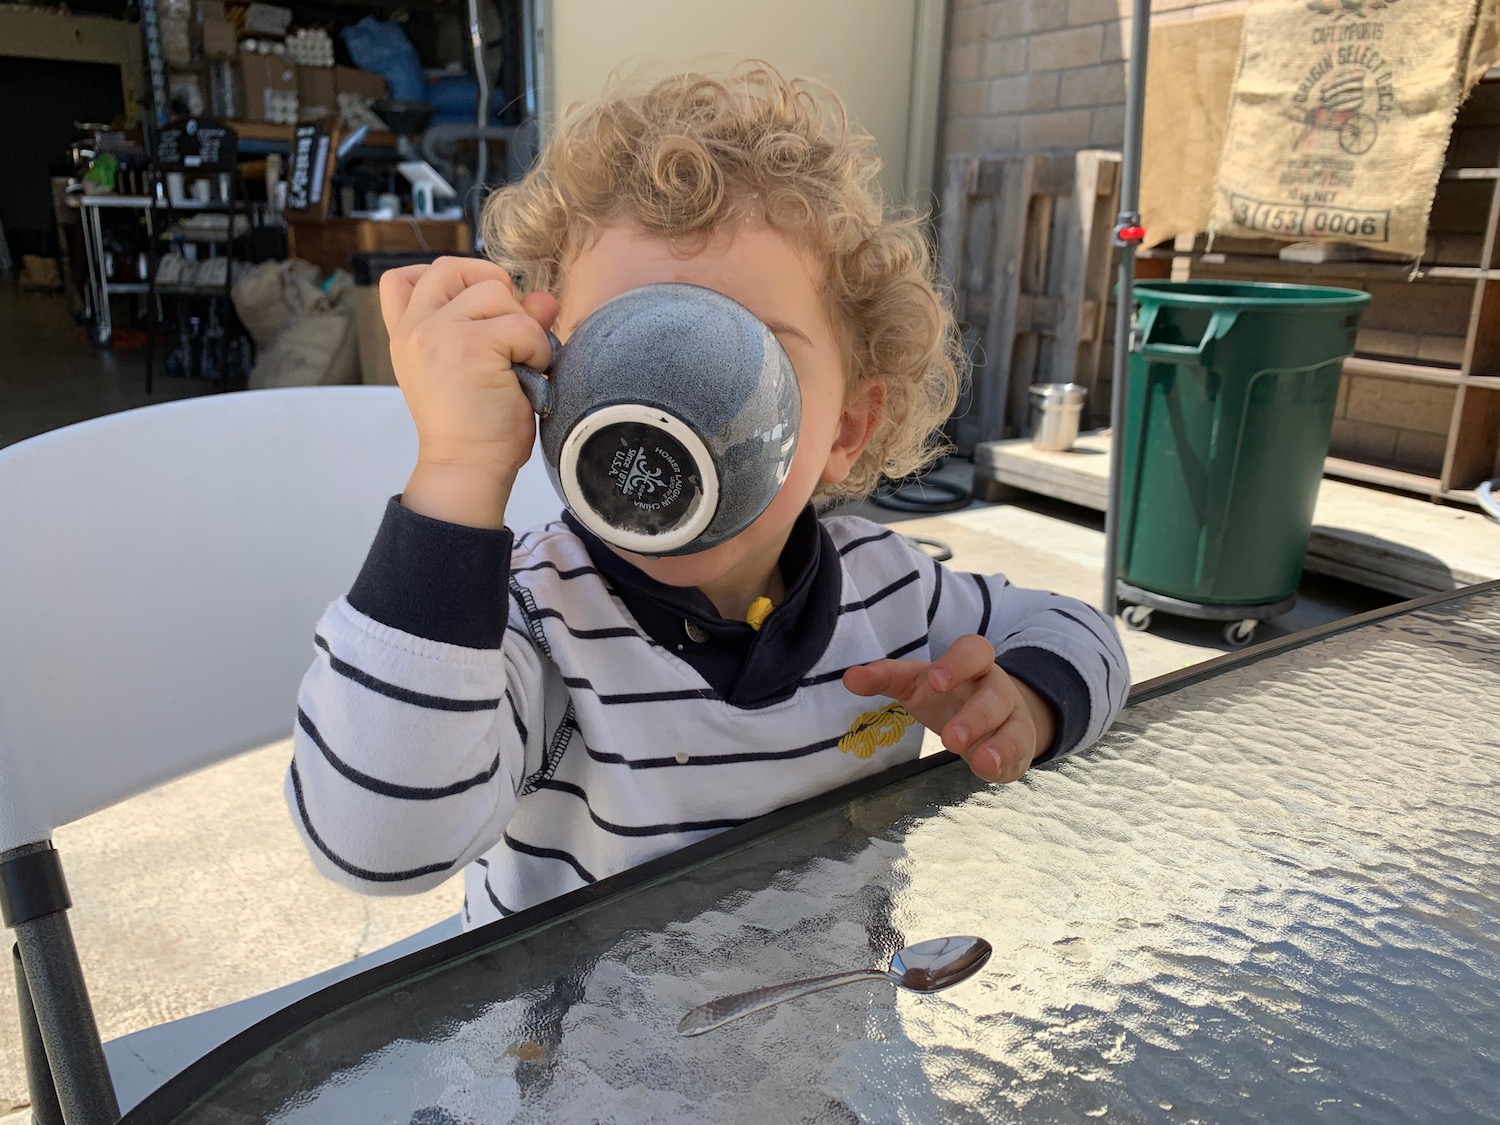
[842,635,1055,784]
[380,257,560,529]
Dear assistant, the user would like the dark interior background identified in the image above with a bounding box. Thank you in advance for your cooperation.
[0,56,126,259]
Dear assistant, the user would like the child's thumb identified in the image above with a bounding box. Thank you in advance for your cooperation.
[521,290,561,331]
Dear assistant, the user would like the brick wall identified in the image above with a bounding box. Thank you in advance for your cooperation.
[1186,256,1476,479]
[1331,376,1457,476]
[942,0,1257,159]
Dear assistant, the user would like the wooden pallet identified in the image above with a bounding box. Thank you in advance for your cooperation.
[938,150,1121,452]
[973,434,1499,600]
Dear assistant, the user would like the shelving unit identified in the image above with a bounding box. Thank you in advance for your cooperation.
[1142,71,1500,506]
[75,195,157,348]
[228,119,396,159]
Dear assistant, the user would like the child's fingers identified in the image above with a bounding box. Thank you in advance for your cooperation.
[431,282,557,332]
[842,659,932,703]
[489,312,557,374]
[378,264,431,332]
[433,279,531,324]
[406,306,555,377]
[938,676,1017,755]
[927,634,997,692]
[405,257,518,319]
[961,710,1036,784]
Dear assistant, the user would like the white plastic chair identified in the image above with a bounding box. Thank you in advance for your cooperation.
[0,386,561,1123]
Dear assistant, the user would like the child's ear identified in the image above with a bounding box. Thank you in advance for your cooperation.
[821,379,886,486]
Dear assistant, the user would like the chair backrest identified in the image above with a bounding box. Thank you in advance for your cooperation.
[0,386,561,851]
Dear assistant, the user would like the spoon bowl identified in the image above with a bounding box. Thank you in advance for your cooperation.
[677,935,992,1037]
[888,935,993,991]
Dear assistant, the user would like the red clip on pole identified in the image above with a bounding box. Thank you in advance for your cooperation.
[1116,224,1146,244]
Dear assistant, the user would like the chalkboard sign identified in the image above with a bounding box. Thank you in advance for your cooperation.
[156,118,237,172]
[286,120,336,218]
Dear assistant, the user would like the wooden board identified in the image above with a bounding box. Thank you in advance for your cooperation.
[286,217,473,276]
[974,434,1499,599]
[227,119,394,147]
[938,151,1121,451]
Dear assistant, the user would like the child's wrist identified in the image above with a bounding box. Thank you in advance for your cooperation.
[402,458,516,530]
[1011,678,1057,760]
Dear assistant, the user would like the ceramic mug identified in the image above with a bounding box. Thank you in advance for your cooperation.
[513,283,801,556]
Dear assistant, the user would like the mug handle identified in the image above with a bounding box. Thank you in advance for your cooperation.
[512,332,562,418]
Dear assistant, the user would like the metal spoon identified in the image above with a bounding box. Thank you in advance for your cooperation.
[677,935,992,1037]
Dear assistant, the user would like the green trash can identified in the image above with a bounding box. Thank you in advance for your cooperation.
[1116,280,1371,646]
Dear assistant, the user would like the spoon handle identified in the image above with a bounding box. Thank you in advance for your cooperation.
[678,968,888,1037]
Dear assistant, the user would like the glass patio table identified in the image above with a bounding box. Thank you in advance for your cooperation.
[123,582,1500,1124]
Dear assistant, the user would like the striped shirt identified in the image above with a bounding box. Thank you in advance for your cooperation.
[289,504,1130,927]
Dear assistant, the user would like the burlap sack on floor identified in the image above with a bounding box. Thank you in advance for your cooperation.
[19,255,62,292]
[239,266,359,389]
[1210,0,1479,259]
[232,258,322,348]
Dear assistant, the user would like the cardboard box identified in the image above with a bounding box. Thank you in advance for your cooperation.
[242,53,297,94]
[198,0,226,22]
[201,18,238,60]
[238,54,298,122]
[334,67,387,102]
[297,66,338,121]
[244,2,292,36]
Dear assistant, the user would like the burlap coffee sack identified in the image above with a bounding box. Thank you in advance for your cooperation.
[1139,13,1245,246]
[1211,0,1479,258]
[1468,0,1500,91]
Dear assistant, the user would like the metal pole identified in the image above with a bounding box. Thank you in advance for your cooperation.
[468,0,491,247]
[521,0,541,121]
[1103,0,1153,616]
[139,0,170,131]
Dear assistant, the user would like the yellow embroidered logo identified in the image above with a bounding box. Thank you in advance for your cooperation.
[838,702,916,760]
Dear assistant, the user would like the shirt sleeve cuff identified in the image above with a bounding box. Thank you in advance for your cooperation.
[346,497,513,649]
[996,646,1092,763]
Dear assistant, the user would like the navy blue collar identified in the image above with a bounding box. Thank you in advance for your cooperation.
[562,507,842,707]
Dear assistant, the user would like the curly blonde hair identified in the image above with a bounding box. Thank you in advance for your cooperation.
[480,63,964,502]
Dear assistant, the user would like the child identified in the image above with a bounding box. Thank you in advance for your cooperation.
[289,65,1130,926]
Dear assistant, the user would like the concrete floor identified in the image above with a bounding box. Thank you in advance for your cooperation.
[840,466,1396,683]
[0,283,1397,1115]
[0,283,208,449]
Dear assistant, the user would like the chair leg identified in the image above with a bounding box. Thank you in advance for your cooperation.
[12,914,119,1125]
[13,944,64,1125]
[3,844,119,1125]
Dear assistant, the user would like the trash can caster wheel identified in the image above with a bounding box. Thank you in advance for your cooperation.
[1224,620,1258,647]
[1120,605,1153,632]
